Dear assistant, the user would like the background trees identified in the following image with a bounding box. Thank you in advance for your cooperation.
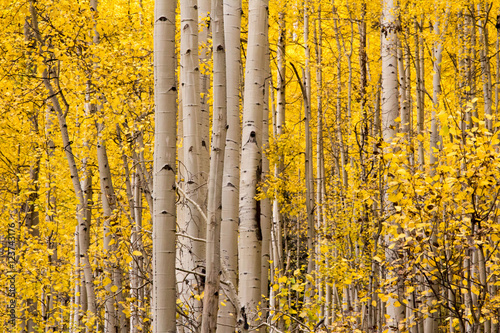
[2,0,500,332]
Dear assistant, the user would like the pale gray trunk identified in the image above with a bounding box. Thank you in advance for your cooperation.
[130,173,143,333]
[201,0,227,329]
[97,138,127,333]
[260,34,272,317]
[271,14,286,316]
[381,0,404,331]
[478,3,493,131]
[217,0,242,329]
[429,20,443,172]
[152,0,177,331]
[178,0,204,326]
[333,7,348,189]
[314,6,325,322]
[303,0,315,304]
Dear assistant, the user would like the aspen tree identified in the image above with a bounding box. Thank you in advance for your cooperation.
[302,0,315,305]
[178,0,204,325]
[478,3,493,131]
[425,15,444,333]
[381,0,404,331]
[271,12,286,315]
[217,0,242,329]
[260,36,272,314]
[314,6,327,323]
[496,9,500,131]
[238,0,268,329]
[130,173,143,333]
[201,0,227,329]
[415,19,425,167]
[153,0,177,331]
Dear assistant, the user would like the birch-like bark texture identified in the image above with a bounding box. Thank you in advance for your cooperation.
[415,19,425,168]
[201,0,227,329]
[217,0,241,329]
[97,137,127,333]
[424,16,444,333]
[238,0,268,329]
[270,11,286,330]
[314,7,325,321]
[381,0,404,331]
[198,0,210,216]
[303,1,315,302]
[178,0,204,326]
[153,1,177,331]
[130,173,143,333]
[260,37,272,312]
[272,9,286,277]
[478,3,493,131]
[429,19,443,172]
[381,0,399,143]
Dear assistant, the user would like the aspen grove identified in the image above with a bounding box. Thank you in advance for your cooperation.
[2,0,500,332]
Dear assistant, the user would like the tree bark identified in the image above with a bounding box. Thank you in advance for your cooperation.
[201,0,227,329]
[238,0,268,329]
[152,0,177,331]
[217,0,242,329]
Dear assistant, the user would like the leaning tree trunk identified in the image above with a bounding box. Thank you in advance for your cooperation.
[152,0,177,332]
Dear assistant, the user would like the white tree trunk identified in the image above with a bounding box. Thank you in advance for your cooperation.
[381,0,404,331]
[178,0,204,326]
[217,0,242,330]
[238,0,268,329]
[201,0,227,329]
[153,1,177,331]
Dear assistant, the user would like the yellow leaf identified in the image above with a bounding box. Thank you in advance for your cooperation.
[103,277,112,286]
[110,285,118,293]
[133,250,143,256]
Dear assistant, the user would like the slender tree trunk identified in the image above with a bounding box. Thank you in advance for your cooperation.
[429,19,443,172]
[303,0,315,305]
[260,34,272,321]
[152,1,177,331]
[478,3,493,131]
[218,0,242,329]
[381,0,404,331]
[314,6,325,322]
[201,0,227,329]
[271,14,286,321]
[178,0,204,326]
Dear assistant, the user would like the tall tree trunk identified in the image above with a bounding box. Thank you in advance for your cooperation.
[217,0,242,329]
[201,0,227,329]
[303,0,315,305]
[178,0,204,327]
[260,33,272,322]
[478,2,493,131]
[152,0,177,331]
[381,0,404,331]
[238,0,268,329]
